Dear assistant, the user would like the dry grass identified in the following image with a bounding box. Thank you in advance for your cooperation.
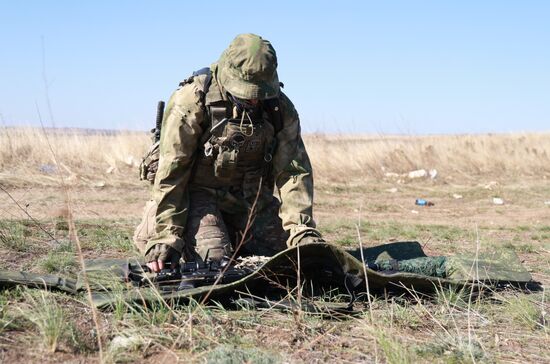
[1,127,549,187]
[0,127,148,186]
[306,133,550,183]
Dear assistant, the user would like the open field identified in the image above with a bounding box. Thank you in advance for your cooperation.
[0,128,548,363]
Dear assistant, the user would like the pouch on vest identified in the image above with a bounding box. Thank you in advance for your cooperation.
[214,148,238,180]
[139,141,160,183]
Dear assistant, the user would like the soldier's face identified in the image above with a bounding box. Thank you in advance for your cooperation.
[229,94,260,111]
[236,97,259,107]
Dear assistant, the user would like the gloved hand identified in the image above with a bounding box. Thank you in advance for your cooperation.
[145,243,181,273]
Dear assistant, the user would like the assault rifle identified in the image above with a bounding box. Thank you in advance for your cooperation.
[151,100,165,142]
[126,260,251,292]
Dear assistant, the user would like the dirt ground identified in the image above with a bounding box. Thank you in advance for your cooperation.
[4,177,549,226]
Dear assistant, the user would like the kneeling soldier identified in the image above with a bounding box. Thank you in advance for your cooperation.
[135,33,323,273]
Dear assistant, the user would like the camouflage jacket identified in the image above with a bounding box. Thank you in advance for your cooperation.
[146,64,316,254]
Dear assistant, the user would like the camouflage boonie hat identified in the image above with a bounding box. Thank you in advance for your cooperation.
[218,33,279,100]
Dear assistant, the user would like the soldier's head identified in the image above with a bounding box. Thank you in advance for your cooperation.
[217,33,279,107]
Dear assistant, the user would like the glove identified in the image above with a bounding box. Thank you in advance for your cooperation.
[145,243,181,273]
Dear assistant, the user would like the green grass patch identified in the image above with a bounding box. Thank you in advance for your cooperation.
[0,291,13,334]
[416,334,485,363]
[374,329,417,364]
[205,344,282,364]
[504,295,544,330]
[321,219,470,246]
[334,234,356,246]
[127,301,175,327]
[78,222,135,253]
[380,300,422,330]
[500,241,538,254]
[38,240,77,274]
[520,243,537,253]
[434,285,469,309]
[0,220,31,252]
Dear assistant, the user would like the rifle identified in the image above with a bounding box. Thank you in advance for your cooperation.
[151,100,165,142]
[139,101,165,182]
[126,260,251,292]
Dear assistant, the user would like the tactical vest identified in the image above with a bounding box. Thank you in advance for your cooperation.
[185,68,283,197]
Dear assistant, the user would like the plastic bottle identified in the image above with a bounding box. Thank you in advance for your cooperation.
[415,199,434,206]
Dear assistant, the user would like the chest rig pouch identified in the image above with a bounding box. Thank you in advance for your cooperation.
[193,102,276,197]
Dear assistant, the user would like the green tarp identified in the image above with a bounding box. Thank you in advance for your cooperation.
[0,242,537,310]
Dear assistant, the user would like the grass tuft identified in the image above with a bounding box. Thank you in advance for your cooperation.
[374,328,417,364]
[504,295,545,330]
[0,220,30,252]
[434,285,469,309]
[417,334,485,363]
[383,299,422,329]
[19,291,69,353]
[39,241,76,274]
[205,344,281,364]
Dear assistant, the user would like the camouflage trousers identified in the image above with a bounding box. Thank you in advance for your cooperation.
[133,189,289,262]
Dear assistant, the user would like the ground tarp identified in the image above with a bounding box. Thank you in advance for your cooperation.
[0,242,537,310]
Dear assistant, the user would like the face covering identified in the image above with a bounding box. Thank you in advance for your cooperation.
[227,93,260,113]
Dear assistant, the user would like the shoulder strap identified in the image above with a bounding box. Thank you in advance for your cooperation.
[263,98,283,135]
[181,67,215,140]
[178,67,213,95]
[192,67,213,94]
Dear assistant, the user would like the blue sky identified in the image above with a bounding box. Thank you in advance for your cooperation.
[1,1,548,134]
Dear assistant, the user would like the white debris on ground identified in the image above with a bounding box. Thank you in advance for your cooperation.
[384,172,400,178]
[106,166,116,174]
[383,168,439,181]
[453,194,463,199]
[234,255,270,270]
[38,164,57,174]
[408,169,427,179]
[492,197,505,205]
[385,188,398,193]
[411,210,419,214]
[544,200,550,206]
[109,335,145,353]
